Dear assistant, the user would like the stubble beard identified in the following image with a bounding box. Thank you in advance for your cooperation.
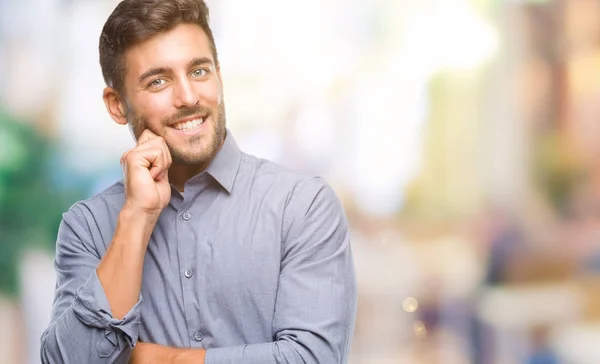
[126,101,227,166]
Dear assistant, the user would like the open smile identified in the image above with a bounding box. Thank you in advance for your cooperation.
[169,115,208,135]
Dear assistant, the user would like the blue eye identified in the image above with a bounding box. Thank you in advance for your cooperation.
[191,69,207,77]
[149,78,165,87]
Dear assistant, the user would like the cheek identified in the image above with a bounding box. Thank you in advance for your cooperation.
[138,93,174,121]
[197,80,221,106]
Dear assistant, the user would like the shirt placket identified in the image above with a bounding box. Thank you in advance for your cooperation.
[176,198,203,347]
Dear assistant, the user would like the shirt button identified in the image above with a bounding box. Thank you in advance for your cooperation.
[181,212,191,221]
[192,331,204,342]
[184,269,194,278]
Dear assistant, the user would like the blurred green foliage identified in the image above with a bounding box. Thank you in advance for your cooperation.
[0,109,83,298]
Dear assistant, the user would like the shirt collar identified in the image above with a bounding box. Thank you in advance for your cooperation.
[205,129,242,194]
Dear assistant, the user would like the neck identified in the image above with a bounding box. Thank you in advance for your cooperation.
[169,161,210,192]
[167,135,226,192]
[168,162,209,192]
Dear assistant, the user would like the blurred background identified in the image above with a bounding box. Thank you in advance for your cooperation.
[2,0,600,363]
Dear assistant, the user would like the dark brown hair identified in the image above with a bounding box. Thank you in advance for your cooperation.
[99,0,219,93]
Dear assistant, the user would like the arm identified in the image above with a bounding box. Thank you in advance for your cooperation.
[40,131,172,363]
[40,206,147,364]
[132,177,358,364]
[130,343,206,364]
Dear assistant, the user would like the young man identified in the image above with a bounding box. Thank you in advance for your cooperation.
[40,0,357,363]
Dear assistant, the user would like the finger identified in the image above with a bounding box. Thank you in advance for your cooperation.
[149,161,165,181]
[125,149,167,180]
[134,135,167,155]
[157,137,172,169]
[132,142,171,174]
[137,129,160,146]
[133,135,165,151]
[120,150,130,165]
[124,134,171,181]
[156,169,169,182]
[146,150,168,181]
[134,136,172,173]
[154,148,170,182]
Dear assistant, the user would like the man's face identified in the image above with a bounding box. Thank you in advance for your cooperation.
[121,23,225,165]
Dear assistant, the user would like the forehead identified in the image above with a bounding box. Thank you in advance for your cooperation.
[124,23,214,77]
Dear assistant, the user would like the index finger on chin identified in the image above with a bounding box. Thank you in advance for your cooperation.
[137,129,159,145]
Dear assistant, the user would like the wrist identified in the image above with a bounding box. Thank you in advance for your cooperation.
[120,202,161,225]
[114,204,161,249]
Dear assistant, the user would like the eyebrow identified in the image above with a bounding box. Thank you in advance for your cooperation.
[138,67,170,83]
[187,56,213,69]
[138,57,214,84]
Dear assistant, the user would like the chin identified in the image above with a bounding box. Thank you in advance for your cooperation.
[170,147,215,165]
[169,123,225,165]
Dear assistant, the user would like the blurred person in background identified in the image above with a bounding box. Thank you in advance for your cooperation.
[39,0,357,363]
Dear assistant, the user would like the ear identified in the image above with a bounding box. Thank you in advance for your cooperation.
[103,87,128,125]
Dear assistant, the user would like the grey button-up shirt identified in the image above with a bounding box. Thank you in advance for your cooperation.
[40,131,357,364]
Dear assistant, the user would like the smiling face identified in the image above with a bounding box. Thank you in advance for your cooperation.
[105,23,226,166]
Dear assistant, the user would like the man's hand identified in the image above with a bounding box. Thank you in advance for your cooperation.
[121,129,172,217]
[130,342,206,364]
[97,129,173,320]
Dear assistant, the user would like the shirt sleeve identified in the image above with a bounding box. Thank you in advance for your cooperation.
[205,177,358,364]
[40,204,142,364]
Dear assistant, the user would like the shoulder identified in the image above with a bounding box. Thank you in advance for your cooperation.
[237,151,343,216]
[243,153,342,213]
[65,180,125,218]
[239,152,331,195]
[54,180,124,257]
[61,180,125,237]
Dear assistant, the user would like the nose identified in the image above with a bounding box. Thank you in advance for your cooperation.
[173,78,198,108]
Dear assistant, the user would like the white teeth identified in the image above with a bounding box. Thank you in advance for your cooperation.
[174,118,204,131]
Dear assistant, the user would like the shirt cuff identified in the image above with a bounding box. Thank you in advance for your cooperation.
[205,345,246,364]
[72,270,142,347]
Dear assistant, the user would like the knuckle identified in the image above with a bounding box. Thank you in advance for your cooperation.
[125,151,138,162]
[154,136,166,146]
[120,151,130,163]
